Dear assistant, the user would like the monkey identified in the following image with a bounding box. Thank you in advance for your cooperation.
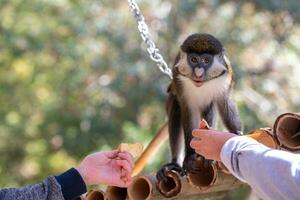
[157,33,242,180]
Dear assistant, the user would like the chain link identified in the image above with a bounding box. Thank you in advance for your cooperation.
[127,0,173,79]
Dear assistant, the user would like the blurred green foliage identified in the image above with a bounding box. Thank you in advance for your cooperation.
[0,0,300,199]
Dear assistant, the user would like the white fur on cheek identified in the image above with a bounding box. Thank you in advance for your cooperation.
[175,52,191,76]
[207,56,227,79]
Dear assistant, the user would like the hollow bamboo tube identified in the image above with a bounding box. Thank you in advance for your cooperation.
[155,161,242,198]
[86,189,106,200]
[186,161,218,190]
[246,128,277,148]
[273,112,300,151]
[132,122,168,176]
[128,171,242,200]
[106,186,128,200]
[156,170,182,198]
[127,175,160,200]
[178,170,242,198]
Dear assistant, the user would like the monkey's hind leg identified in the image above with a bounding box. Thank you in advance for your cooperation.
[217,94,242,135]
[182,106,215,174]
[156,94,185,181]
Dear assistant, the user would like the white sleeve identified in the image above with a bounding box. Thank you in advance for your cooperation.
[220,136,300,200]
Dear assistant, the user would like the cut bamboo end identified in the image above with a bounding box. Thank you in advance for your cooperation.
[186,162,217,189]
[106,186,127,200]
[128,176,156,200]
[157,170,182,198]
[274,112,300,151]
[86,189,106,200]
[246,128,277,148]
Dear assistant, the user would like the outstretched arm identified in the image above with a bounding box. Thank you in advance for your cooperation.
[190,128,300,200]
[0,150,134,200]
[0,171,72,200]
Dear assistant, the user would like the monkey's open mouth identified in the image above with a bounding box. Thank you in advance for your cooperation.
[192,79,204,87]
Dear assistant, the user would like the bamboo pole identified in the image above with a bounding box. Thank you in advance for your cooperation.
[132,122,168,176]
[106,186,128,200]
[128,154,242,200]
[156,170,182,198]
[127,171,243,200]
[127,114,300,199]
[86,189,106,200]
[246,128,277,148]
[186,161,218,190]
[273,112,300,151]
[88,113,300,200]
[127,175,160,200]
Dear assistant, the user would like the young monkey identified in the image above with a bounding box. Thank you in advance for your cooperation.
[157,33,242,180]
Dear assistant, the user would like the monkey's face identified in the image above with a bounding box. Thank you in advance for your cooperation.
[174,33,230,87]
[174,51,228,87]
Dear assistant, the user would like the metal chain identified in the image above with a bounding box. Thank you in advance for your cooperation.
[127,0,173,79]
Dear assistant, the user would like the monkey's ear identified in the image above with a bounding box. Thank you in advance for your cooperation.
[223,54,231,66]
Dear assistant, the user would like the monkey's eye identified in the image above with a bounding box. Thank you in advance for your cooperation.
[200,57,210,64]
[190,56,198,64]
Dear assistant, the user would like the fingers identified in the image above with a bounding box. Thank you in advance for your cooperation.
[105,150,120,159]
[120,168,132,185]
[115,176,132,188]
[191,129,209,151]
[117,152,134,169]
[112,174,131,188]
[190,137,202,150]
[192,129,209,138]
[116,159,133,174]
[116,152,134,187]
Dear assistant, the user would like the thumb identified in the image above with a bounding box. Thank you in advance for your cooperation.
[199,119,209,129]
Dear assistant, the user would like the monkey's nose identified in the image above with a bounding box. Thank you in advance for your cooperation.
[194,67,204,78]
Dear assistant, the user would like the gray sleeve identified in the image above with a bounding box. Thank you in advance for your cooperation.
[220,136,300,200]
[0,176,64,200]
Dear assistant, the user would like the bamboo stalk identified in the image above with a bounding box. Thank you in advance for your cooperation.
[89,113,300,199]
[86,189,106,200]
[106,186,128,200]
[246,128,277,148]
[127,175,160,200]
[129,155,242,200]
[273,112,300,151]
[127,171,243,200]
[156,170,182,198]
[132,122,168,176]
[186,161,218,190]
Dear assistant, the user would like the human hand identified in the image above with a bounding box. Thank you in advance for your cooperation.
[76,150,134,187]
[190,121,237,161]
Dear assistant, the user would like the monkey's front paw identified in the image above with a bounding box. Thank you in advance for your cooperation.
[156,162,184,181]
[183,154,215,174]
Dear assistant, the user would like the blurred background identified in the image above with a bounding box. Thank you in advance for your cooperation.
[0,0,300,199]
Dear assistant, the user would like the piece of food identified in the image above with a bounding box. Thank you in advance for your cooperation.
[117,143,144,158]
